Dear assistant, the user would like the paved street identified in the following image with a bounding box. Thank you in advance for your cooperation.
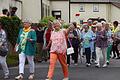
[0,58,120,80]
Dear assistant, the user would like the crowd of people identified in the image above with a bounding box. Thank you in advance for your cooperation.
[0,8,120,80]
[34,19,120,80]
[0,7,18,17]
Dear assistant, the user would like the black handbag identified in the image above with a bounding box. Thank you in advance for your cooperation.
[0,47,8,57]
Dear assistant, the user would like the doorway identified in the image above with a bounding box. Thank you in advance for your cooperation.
[52,10,61,19]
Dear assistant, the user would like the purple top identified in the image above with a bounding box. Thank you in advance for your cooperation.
[96,30,108,48]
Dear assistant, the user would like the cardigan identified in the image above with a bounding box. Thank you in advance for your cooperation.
[17,28,37,56]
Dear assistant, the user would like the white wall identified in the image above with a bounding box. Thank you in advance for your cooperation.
[22,0,41,23]
[70,3,108,23]
[50,1,69,23]
[0,0,10,14]
[111,5,120,23]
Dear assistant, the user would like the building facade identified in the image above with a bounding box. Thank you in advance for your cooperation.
[70,0,120,23]
[0,0,120,23]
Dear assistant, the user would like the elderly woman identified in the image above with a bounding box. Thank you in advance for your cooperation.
[105,24,112,64]
[0,22,9,79]
[45,20,74,80]
[67,22,80,66]
[95,23,108,67]
[15,20,37,80]
[81,24,93,67]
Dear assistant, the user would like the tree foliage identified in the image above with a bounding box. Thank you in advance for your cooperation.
[0,16,22,46]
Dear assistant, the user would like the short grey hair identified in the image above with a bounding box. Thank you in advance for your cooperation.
[22,19,32,23]
[53,20,61,26]
[96,23,102,27]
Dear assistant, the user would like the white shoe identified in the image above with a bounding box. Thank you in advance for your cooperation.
[63,77,69,80]
[94,61,97,64]
[28,74,34,80]
[86,63,91,67]
[15,74,23,80]
[103,64,107,68]
[4,75,9,79]
[45,78,52,80]
[95,63,100,68]
[74,63,78,66]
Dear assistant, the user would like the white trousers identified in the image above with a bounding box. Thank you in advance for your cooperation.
[96,47,107,64]
[19,52,35,74]
[0,56,9,76]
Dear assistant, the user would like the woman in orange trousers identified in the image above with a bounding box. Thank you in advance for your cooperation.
[45,20,74,80]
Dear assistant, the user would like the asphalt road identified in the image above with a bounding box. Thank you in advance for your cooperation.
[0,58,120,80]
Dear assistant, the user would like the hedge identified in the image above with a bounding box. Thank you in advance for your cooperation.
[0,16,22,46]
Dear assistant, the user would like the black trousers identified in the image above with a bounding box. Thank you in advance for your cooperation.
[112,41,120,58]
[85,47,91,64]
[67,46,78,64]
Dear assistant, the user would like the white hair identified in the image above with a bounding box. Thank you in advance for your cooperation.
[53,20,61,26]
[101,21,106,24]
[96,23,102,27]
[22,18,32,23]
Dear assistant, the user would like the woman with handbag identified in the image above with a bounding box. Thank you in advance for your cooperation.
[45,20,74,80]
[14,19,37,80]
[0,22,9,79]
[67,22,79,66]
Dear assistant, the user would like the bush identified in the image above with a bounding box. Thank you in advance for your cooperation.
[39,16,55,27]
[62,23,69,29]
[0,16,22,46]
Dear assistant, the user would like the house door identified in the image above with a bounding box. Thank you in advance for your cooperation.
[52,11,61,19]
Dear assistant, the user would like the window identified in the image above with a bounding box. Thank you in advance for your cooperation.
[42,3,44,18]
[48,6,50,16]
[79,4,85,12]
[45,5,47,16]
[93,4,99,12]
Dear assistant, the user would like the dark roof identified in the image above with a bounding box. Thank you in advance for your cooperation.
[111,2,120,8]
[70,0,110,3]
[70,0,120,3]
[49,0,69,1]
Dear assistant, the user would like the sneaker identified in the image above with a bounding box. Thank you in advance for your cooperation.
[94,61,97,64]
[102,64,107,68]
[86,63,91,67]
[15,74,23,80]
[28,74,34,80]
[106,61,109,65]
[112,56,116,59]
[116,57,120,59]
[45,78,52,80]
[4,75,9,79]
[63,77,69,80]
[74,63,78,66]
[67,64,70,67]
[95,63,100,68]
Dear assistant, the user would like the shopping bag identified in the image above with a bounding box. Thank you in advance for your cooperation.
[67,47,74,55]
[67,38,74,55]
